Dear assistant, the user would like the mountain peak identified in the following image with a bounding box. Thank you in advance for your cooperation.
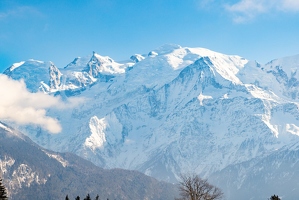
[153,44,182,55]
[91,52,114,64]
[130,54,145,63]
[84,52,128,78]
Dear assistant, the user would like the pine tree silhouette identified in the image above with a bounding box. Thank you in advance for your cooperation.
[84,194,91,200]
[0,178,8,200]
[269,194,281,200]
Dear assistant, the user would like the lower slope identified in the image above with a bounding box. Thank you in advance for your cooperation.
[209,143,299,200]
[0,122,177,200]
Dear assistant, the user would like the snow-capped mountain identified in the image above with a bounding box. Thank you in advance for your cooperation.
[3,44,299,199]
[0,121,177,200]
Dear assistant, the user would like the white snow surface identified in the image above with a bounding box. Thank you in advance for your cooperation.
[85,116,107,151]
[197,93,213,106]
[0,156,15,175]
[0,122,12,133]
[9,61,25,71]
[90,53,127,75]
[3,44,299,185]
[0,155,47,196]
[44,151,69,167]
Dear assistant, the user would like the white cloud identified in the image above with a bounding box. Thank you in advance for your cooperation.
[0,75,84,134]
[225,0,270,23]
[281,0,299,11]
[225,0,299,23]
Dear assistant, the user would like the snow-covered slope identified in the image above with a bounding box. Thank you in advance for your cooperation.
[3,44,299,199]
[3,59,51,93]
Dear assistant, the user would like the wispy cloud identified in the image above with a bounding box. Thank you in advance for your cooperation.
[0,5,42,21]
[0,75,85,134]
[281,0,299,11]
[196,0,215,9]
[225,0,299,23]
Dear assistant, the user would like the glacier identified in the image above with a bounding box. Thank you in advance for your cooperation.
[2,44,299,199]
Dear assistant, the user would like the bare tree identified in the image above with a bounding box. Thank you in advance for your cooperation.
[176,174,223,200]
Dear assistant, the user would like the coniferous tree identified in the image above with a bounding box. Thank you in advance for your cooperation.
[269,194,281,200]
[84,194,91,200]
[75,196,80,200]
[94,194,99,200]
[0,178,8,200]
[65,195,69,200]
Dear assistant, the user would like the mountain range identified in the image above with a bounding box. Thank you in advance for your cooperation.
[2,44,299,199]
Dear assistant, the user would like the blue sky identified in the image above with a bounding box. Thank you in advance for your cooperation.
[0,0,299,72]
